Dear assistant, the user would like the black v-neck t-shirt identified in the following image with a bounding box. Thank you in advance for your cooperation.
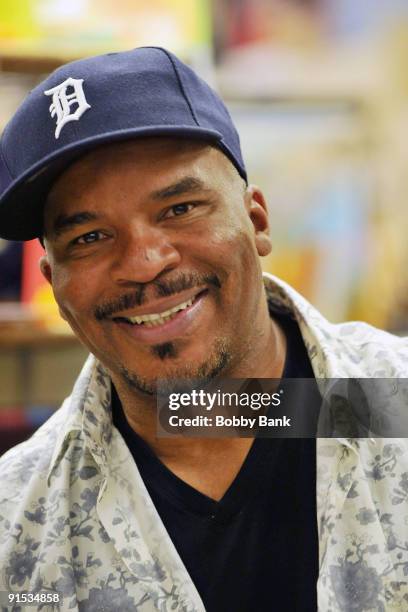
[112,312,320,611]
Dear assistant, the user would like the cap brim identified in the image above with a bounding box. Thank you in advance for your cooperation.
[0,126,223,241]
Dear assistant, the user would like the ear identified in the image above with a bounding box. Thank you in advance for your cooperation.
[39,254,52,284]
[245,185,272,257]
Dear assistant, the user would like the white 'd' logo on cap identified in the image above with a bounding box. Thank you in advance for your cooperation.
[44,77,91,139]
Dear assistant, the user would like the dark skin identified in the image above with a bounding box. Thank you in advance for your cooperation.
[40,138,287,500]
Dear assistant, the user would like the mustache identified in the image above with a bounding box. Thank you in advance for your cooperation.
[94,272,221,321]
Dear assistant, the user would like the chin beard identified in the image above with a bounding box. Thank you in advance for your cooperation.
[119,337,232,397]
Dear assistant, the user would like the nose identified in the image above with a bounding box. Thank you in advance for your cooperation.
[110,225,181,285]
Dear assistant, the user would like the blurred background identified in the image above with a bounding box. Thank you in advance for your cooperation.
[1,0,408,453]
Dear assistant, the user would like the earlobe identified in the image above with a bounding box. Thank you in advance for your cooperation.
[256,234,273,257]
[246,185,273,257]
[39,255,52,284]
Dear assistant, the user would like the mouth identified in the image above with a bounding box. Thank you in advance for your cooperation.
[113,293,198,327]
[111,289,209,343]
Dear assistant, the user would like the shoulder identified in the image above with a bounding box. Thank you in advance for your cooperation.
[0,353,102,502]
[0,400,93,588]
[329,320,408,377]
[263,273,408,377]
[0,399,74,508]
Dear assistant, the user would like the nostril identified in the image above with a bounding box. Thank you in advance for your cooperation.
[109,230,181,281]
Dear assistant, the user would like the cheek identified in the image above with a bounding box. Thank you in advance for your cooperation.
[50,270,105,351]
[202,219,260,273]
[190,222,262,317]
[50,266,94,319]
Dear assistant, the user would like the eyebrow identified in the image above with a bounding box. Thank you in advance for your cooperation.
[50,211,100,239]
[48,177,208,239]
[150,176,208,201]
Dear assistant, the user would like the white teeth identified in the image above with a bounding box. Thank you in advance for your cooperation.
[125,297,194,326]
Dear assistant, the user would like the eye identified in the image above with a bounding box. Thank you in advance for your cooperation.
[164,203,195,218]
[72,230,106,245]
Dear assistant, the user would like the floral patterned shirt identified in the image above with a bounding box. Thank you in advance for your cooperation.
[0,273,408,611]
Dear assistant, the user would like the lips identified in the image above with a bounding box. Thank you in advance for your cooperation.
[112,287,205,323]
[118,295,195,327]
[112,289,209,343]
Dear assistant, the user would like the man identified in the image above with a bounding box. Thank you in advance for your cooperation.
[0,47,407,612]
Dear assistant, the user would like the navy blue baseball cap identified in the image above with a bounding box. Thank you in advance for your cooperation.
[0,47,247,241]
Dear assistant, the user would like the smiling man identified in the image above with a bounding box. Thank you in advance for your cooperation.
[0,48,407,612]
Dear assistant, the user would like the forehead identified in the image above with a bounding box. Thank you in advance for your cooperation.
[46,138,237,209]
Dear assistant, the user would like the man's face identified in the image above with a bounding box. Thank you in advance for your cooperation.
[41,138,272,395]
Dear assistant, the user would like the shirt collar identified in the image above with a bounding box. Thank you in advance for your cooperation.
[47,353,113,483]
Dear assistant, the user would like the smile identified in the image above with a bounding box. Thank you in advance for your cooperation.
[112,289,209,344]
[121,297,194,327]
[112,289,208,344]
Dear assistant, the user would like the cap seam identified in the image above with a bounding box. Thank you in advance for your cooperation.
[154,47,201,128]
[0,136,14,181]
